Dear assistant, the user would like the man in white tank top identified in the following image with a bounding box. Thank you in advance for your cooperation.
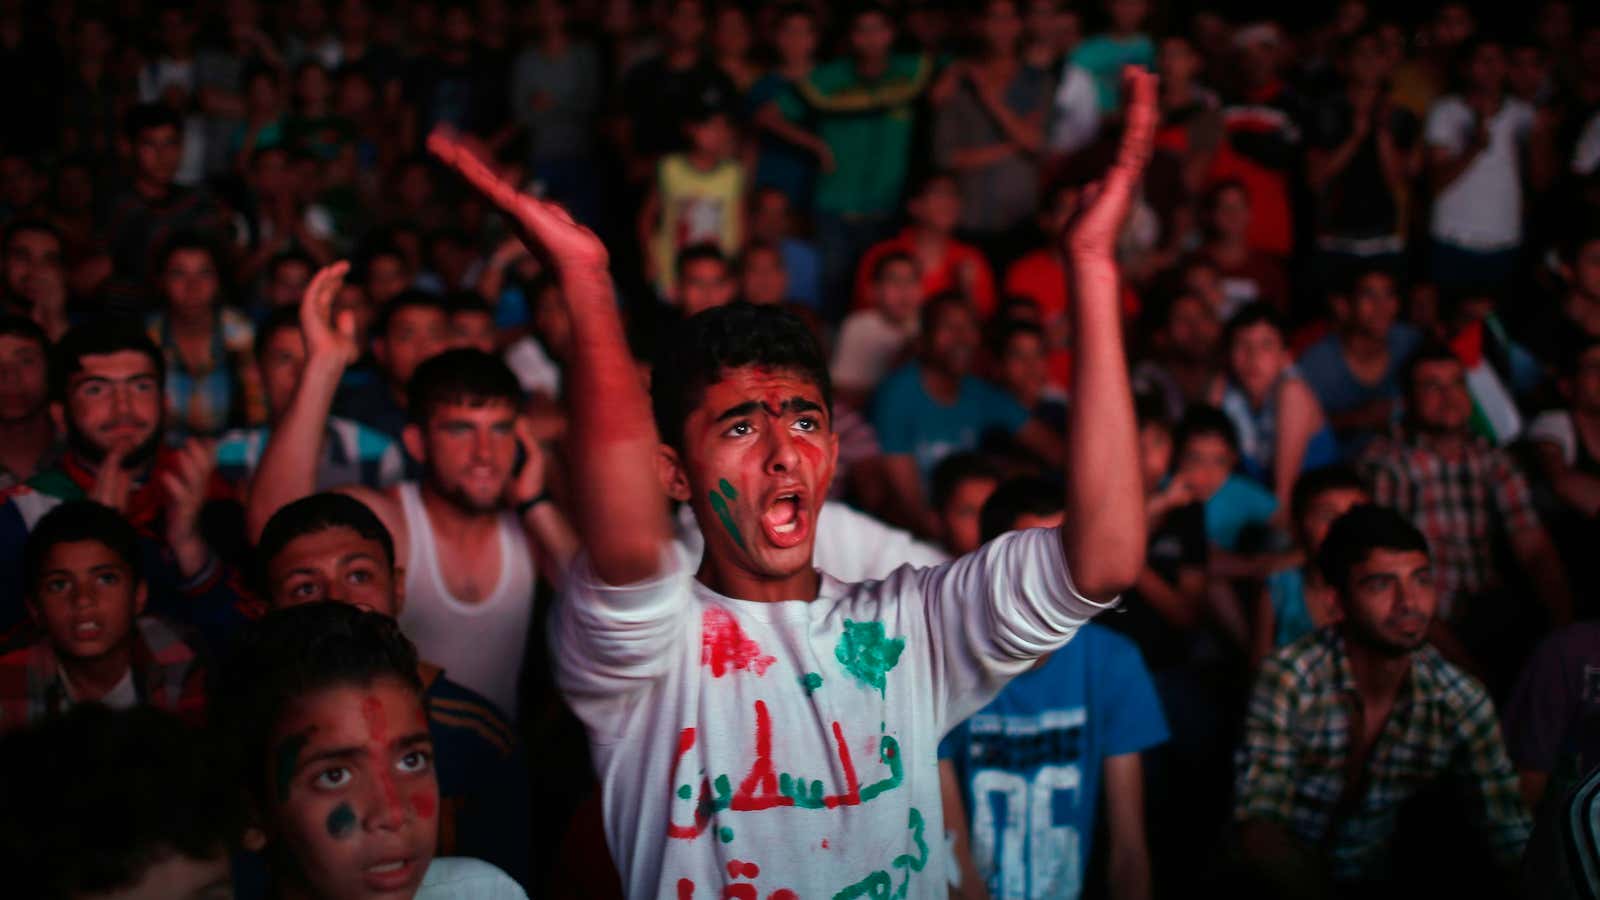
[246,264,578,720]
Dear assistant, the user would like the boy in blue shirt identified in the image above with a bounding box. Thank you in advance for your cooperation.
[941,477,1168,899]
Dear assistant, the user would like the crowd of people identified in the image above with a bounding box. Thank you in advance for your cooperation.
[5,0,1600,897]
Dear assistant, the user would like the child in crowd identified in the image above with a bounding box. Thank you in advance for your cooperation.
[852,171,996,315]
[640,104,745,300]
[830,251,922,408]
[929,451,1001,557]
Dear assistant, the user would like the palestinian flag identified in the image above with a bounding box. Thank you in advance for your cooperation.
[1449,321,1522,446]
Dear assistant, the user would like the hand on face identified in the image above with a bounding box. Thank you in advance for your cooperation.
[504,416,549,508]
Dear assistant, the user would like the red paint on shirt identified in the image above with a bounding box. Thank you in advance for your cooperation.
[701,607,776,677]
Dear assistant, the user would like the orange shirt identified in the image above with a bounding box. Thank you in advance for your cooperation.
[852,229,997,315]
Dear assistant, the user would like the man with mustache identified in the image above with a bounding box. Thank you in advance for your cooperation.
[0,321,255,648]
[1234,503,1530,895]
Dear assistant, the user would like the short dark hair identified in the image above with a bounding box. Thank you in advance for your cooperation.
[650,302,831,451]
[49,321,165,404]
[0,705,242,899]
[2,217,63,257]
[989,319,1046,359]
[156,231,225,283]
[373,289,448,341]
[1401,341,1462,396]
[919,291,974,337]
[124,102,183,141]
[406,348,522,425]
[1561,224,1600,268]
[908,169,958,201]
[872,251,915,283]
[445,291,494,319]
[979,476,1064,544]
[257,493,397,596]
[266,249,316,280]
[253,305,303,360]
[0,313,48,352]
[930,451,1001,512]
[1134,389,1171,430]
[1221,302,1284,351]
[1316,503,1430,593]
[212,603,422,809]
[1174,405,1240,454]
[1290,465,1369,527]
[676,242,729,280]
[1331,260,1401,299]
[24,501,143,596]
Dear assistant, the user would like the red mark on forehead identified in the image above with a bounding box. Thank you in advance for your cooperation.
[361,695,402,815]
[411,792,436,820]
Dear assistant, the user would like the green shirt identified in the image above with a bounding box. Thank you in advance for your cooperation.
[800,54,933,216]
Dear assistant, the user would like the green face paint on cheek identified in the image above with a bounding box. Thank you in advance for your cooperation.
[325,802,357,839]
[718,479,738,500]
[272,733,310,804]
[708,488,747,550]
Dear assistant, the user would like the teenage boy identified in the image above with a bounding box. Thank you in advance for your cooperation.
[212,601,525,899]
[330,290,449,442]
[0,501,204,729]
[427,65,1155,897]
[0,313,59,491]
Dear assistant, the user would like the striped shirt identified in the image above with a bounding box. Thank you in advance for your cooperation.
[148,308,268,440]
[1234,626,1530,881]
[216,416,405,493]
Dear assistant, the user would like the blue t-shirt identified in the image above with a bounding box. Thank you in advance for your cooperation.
[1204,474,1279,551]
[1297,324,1420,456]
[780,237,822,310]
[1267,566,1316,649]
[939,624,1169,899]
[872,363,1029,482]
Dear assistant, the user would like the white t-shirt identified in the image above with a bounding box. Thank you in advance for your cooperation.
[831,312,916,397]
[674,501,948,583]
[1048,63,1101,156]
[505,336,563,399]
[1425,95,1535,251]
[65,668,137,710]
[416,857,527,899]
[553,527,1111,899]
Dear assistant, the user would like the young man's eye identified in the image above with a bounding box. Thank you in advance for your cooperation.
[793,417,819,432]
[397,750,432,774]
[725,421,753,437]
[95,572,120,586]
[347,568,372,585]
[313,767,352,789]
[289,581,321,600]
[44,576,70,594]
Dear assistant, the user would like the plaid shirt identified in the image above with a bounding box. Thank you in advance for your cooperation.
[0,616,206,732]
[1234,627,1530,881]
[148,308,267,440]
[1359,429,1540,619]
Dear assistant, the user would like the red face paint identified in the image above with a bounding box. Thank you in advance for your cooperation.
[361,695,402,814]
[411,792,436,820]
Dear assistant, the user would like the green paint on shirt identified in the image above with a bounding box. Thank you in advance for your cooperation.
[677,784,693,800]
[834,619,906,697]
[718,826,735,843]
[800,672,824,695]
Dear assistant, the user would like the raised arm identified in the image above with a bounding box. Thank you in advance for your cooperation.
[246,262,356,541]
[1058,67,1155,601]
[428,129,669,585]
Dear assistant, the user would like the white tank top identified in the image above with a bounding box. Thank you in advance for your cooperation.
[396,482,535,720]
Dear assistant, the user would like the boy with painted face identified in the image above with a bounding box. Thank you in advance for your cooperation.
[427,66,1152,898]
[214,602,526,900]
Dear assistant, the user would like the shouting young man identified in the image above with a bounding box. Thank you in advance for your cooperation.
[429,66,1155,898]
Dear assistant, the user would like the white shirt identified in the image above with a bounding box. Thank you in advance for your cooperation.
[1048,63,1101,156]
[416,858,528,899]
[674,501,948,583]
[1425,95,1535,251]
[554,527,1110,899]
[64,668,137,710]
[831,312,916,399]
[505,337,563,399]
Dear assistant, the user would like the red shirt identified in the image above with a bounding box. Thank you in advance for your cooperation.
[852,229,996,315]
[1002,249,1141,392]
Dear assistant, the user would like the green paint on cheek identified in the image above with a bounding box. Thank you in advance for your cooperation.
[834,619,906,697]
[800,672,824,695]
[708,489,747,550]
[677,784,693,800]
[718,826,735,843]
[272,733,310,804]
[718,478,738,499]
[325,802,357,839]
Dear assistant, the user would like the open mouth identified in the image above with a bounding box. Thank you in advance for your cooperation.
[362,856,420,891]
[72,620,102,640]
[760,491,809,549]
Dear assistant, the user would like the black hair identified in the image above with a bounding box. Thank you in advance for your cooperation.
[2,216,63,257]
[24,500,143,595]
[1400,341,1462,396]
[650,302,832,452]
[989,319,1046,360]
[266,248,316,280]
[0,705,242,900]
[1174,405,1240,454]
[1290,465,1369,527]
[1134,388,1171,430]
[919,290,975,337]
[405,348,522,425]
[372,289,448,341]
[156,231,226,288]
[49,320,165,404]
[257,493,397,596]
[212,603,422,810]
[0,313,48,352]
[123,103,183,141]
[1221,302,1285,351]
[871,250,916,282]
[1316,503,1430,593]
[930,451,1001,512]
[445,291,494,319]
[979,476,1064,544]
[676,242,730,280]
[774,1,818,24]
[907,169,958,202]
[850,3,895,27]
[253,305,302,361]
[1330,260,1401,299]
[739,241,784,271]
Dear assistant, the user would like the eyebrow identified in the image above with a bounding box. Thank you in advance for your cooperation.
[714,397,825,423]
[296,731,433,771]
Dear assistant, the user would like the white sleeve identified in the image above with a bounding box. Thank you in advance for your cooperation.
[1425,98,1468,153]
[908,527,1116,731]
[550,549,696,741]
[1048,65,1101,155]
[829,315,880,392]
[812,501,948,582]
[1527,410,1577,464]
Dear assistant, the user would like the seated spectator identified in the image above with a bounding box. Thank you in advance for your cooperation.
[747,5,828,219]
[1505,618,1600,813]
[747,185,821,311]
[331,290,449,441]
[0,501,204,730]
[0,705,242,899]
[872,294,1061,536]
[146,235,266,441]
[1190,181,1290,317]
[1233,504,1530,895]
[616,0,737,181]
[1172,406,1278,553]
[445,293,497,353]
[990,318,1070,436]
[1151,33,1220,202]
[211,602,527,899]
[1252,466,1369,665]
[852,171,997,316]
[0,322,254,647]
[1214,303,1340,511]
[257,493,532,885]
[1528,335,1600,605]
[736,242,791,307]
[259,248,316,313]
[1132,287,1223,423]
[1,218,70,341]
[1361,345,1572,675]
[0,315,60,491]
[929,451,1001,557]
[830,251,921,409]
[671,243,738,317]
[216,306,403,495]
[639,103,744,300]
[1297,265,1422,456]
[942,476,1167,899]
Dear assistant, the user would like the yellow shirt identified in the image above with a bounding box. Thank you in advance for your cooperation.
[652,154,744,297]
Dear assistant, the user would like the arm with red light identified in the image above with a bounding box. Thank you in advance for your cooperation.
[428,128,670,586]
[1056,66,1155,602]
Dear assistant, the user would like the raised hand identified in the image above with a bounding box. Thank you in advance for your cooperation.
[427,128,609,276]
[1063,67,1159,261]
[504,416,549,509]
[89,443,133,514]
[161,438,218,578]
[298,260,359,366]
